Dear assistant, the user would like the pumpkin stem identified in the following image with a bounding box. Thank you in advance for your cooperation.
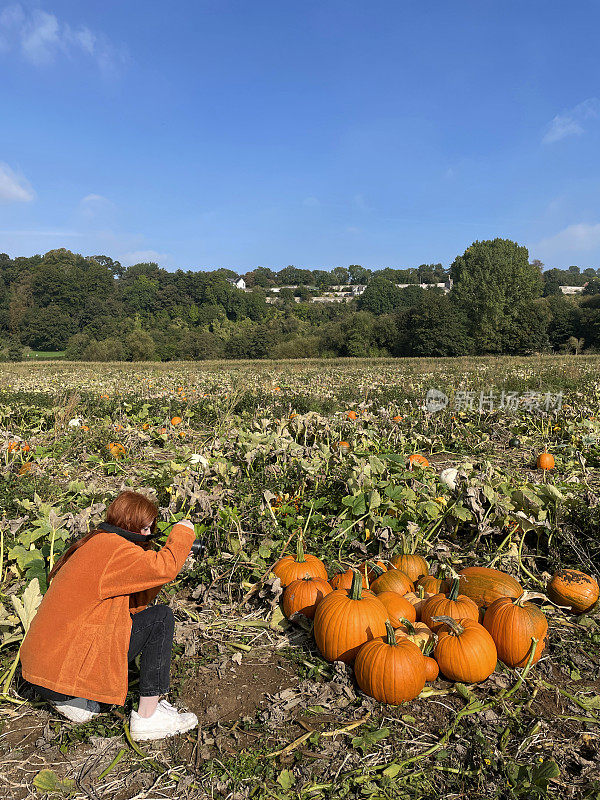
[417,585,425,600]
[349,569,363,601]
[421,639,436,657]
[385,621,397,646]
[397,617,416,635]
[296,537,306,564]
[515,592,548,606]
[368,561,385,579]
[431,615,464,636]
[448,578,460,601]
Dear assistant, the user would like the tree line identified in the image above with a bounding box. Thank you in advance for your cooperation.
[1,241,599,360]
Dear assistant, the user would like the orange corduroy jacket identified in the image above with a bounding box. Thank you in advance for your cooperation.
[20,522,195,705]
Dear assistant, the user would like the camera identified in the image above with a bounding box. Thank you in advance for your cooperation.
[190,538,206,558]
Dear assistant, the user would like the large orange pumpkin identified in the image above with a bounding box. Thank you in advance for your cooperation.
[408,454,430,468]
[483,594,548,668]
[433,616,497,683]
[458,567,523,609]
[371,569,414,597]
[421,579,480,633]
[272,539,328,588]
[313,571,388,663]
[376,591,417,626]
[346,410,358,421]
[391,554,429,583]
[354,622,426,704]
[547,569,599,614]
[282,576,333,620]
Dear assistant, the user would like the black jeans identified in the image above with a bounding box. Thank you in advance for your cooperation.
[29,604,175,703]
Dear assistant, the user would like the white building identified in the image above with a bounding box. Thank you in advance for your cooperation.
[226,276,246,290]
[560,285,586,295]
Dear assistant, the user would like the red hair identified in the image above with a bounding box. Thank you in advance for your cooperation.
[48,491,158,582]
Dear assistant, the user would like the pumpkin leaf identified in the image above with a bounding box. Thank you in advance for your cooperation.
[11,579,43,634]
[530,759,560,788]
[276,769,295,790]
[351,727,390,754]
[33,768,76,794]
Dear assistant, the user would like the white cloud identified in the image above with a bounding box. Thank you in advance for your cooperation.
[0,162,35,203]
[534,222,600,260]
[79,193,115,220]
[121,250,174,267]
[542,98,600,144]
[302,196,320,207]
[0,4,125,74]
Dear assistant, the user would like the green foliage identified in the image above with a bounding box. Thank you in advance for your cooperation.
[450,239,545,354]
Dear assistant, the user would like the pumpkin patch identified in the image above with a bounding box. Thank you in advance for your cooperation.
[0,359,598,796]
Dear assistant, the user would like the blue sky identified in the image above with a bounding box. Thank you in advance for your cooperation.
[2,0,600,272]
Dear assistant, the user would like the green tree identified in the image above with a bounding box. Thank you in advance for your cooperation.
[82,338,125,361]
[348,265,372,285]
[358,277,403,315]
[400,294,470,357]
[126,330,156,361]
[543,269,563,296]
[450,239,543,353]
[583,278,600,295]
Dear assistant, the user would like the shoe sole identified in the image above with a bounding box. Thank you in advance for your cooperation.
[130,720,198,741]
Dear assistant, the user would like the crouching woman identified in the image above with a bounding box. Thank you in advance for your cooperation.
[20,490,198,742]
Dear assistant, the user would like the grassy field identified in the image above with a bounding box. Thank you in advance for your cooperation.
[0,356,599,799]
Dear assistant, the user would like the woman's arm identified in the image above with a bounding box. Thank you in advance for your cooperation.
[98,521,195,600]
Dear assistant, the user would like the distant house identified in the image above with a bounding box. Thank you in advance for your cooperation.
[226,276,246,290]
[395,278,453,293]
[560,284,586,295]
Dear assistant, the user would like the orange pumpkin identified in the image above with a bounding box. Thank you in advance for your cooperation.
[358,560,387,585]
[458,567,523,609]
[547,569,599,614]
[336,441,351,455]
[424,656,439,682]
[483,594,548,668]
[394,619,435,650]
[416,575,449,595]
[408,454,429,468]
[106,442,126,459]
[330,566,368,591]
[171,416,182,426]
[433,617,497,683]
[354,622,426,704]
[282,576,333,620]
[537,452,555,470]
[346,410,357,420]
[371,569,414,597]
[314,571,388,663]
[421,579,480,633]
[272,539,328,588]
[376,591,417,626]
[404,586,435,621]
[391,554,429,583]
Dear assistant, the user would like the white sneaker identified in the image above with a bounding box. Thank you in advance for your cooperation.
[51,698,100,724]
[129,699,198,741]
